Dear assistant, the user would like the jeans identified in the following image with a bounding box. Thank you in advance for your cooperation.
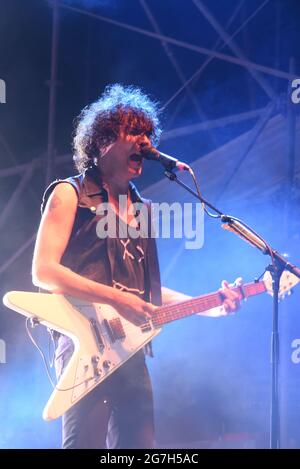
[55,335,154,449]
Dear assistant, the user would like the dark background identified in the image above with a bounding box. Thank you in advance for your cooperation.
[0,0,300,448]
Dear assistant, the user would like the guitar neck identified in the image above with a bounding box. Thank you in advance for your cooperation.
[152,280,267,328]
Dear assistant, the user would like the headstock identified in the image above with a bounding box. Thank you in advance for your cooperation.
[263,270,300,299]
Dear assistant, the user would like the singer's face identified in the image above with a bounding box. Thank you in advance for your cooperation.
[99,131,151,181]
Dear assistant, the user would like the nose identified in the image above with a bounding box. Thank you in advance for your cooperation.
[137,135,151,152]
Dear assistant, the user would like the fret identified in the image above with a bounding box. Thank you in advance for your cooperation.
[243,282,266,297]
[152,281,267,327]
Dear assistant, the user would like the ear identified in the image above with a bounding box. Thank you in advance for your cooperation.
[99,142,116,161]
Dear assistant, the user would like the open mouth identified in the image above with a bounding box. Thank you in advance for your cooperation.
[129,153,143,163]
[128,153,143,172]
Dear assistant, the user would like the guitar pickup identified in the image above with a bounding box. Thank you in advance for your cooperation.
[103,318,126,343]
[89,318,105,352]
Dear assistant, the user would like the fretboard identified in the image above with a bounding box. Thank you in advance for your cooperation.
[152,281,267,328]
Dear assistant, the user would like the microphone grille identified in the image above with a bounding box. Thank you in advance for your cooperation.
[141,146,160,161]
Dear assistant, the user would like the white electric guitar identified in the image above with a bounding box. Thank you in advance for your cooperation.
[3,270,298,421]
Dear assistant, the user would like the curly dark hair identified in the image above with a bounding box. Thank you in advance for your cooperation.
[73,84,162,173]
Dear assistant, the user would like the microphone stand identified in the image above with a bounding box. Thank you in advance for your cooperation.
[164,168,300,449]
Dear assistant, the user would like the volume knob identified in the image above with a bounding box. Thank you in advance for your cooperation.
[103,360,111,370]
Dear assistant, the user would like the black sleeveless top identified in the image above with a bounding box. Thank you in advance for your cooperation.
[110,217,147,300]
[41,166,162,306]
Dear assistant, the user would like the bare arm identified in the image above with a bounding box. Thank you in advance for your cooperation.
[161,286,191,305]
[32,183,154,325]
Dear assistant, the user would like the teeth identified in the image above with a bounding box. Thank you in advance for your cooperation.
[129,154,142,162]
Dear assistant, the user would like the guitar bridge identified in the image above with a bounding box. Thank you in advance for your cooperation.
[89,318,105,352]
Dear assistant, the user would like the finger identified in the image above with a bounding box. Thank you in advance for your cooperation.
[132,308,149,325]
[133,316,145,327]
[144,303,156,317]
[224,299,238,313]
[229,289,243,302]
[221,280,230,289]
[139,315,149,326]
[227,291,240,301]
[220,287,237,301]
[234,277,243,287]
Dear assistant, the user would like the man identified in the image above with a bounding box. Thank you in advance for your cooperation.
[32,84,240,449]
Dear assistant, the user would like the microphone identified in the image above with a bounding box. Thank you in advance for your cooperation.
[141,146,190,171]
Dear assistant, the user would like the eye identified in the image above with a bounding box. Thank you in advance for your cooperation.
[129,128,140,136]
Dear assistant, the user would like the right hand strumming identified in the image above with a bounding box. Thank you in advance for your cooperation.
[113,290,156,326]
